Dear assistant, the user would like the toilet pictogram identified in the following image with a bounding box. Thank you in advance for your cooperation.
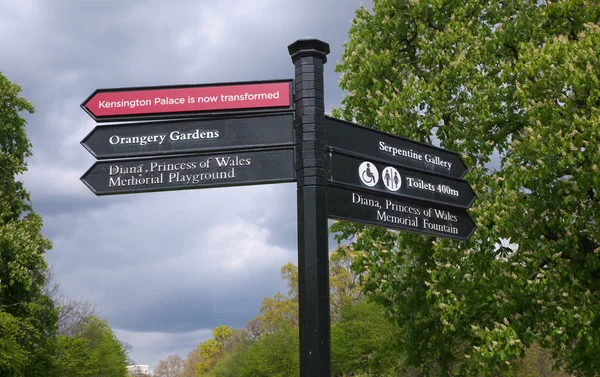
[382,166,401,192]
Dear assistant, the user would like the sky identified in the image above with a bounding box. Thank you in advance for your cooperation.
[0,0,369,370]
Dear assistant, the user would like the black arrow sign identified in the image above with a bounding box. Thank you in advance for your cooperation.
[328,184,476,241]
[326,151,476,209]
[81,112,294,159]
[325,116,469,179]
[81,147,295,196]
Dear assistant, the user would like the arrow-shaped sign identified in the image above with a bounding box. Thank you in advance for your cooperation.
[81,112,294,159]
[81,80,292,122]
[81,147,295,196]
[328,184,476,241]
[325,116,469,179]
[326,151,476,209]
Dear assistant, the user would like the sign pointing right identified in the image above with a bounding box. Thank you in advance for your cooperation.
[328,184,476,241]
[325,116,469,179]
[326,151,476,210]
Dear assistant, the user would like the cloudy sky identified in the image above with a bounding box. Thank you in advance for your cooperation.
[1,0,367,369]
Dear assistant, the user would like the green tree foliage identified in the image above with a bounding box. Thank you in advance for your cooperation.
[331,300,402,376]
[57,316,128,377]
[235,324,299,377]
[0,311,29,374]
[194,325,235,375]
[1,73,130,376]
[257,247,363,333]
[54,335,97,377]
[186,249,400,377]
[332,0,600,376]
[0,72,58,377]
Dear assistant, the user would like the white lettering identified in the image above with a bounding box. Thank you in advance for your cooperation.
[379,141,423,161]
[425,154,452,170]
[422,218,459,234]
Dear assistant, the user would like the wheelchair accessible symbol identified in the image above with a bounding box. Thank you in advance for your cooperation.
[358,161,379,187]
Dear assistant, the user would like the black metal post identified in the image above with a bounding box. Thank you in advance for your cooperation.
[288,38,331,377]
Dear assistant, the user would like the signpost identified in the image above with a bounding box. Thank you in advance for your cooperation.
[80,38,477,377]
[81,112,294,159]
[289,39,331,377]
[81,79,292,122]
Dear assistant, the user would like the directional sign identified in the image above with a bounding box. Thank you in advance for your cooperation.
[328,184,476,241]
[81,147,295,195]
[81,112,294,159]
[326,151,476,209]
[324,116,469,179]
[82,80,292,122]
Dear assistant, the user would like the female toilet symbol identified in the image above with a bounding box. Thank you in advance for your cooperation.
[358,161,379,187]
[382,166,401,191]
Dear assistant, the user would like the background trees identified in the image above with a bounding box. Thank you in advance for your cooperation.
[1,71,58,377]
[0,72,130,377]
[153,355,185,377]
[331,0,600,375]
[160,248,403,377]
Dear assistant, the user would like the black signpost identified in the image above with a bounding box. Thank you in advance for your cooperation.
[80,38,477,377]
[289,39,331,377]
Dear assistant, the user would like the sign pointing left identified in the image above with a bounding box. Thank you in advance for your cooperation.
[81,79,292,122]
[81,112,294,159]
[80,147,295,196]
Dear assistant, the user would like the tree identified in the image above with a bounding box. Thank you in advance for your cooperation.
[44,263,99,337]
[329,245,363,321]
[332,1,600,376]
[256,263,299,333]
[154,355,185,377]
[0,72,58,376]
[75,316,129,377]
[181,347,201,377]
[54,334,97,377]
[235,324,299,377]
[194,325,235,375]
[331,300,402,376]
[255,248,364,333]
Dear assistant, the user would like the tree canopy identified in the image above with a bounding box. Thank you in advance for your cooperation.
[331,0,600,376]
[0,72,130,377]
[0,71,57,377]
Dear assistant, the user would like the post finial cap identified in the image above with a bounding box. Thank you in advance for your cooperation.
[288,38,330,63]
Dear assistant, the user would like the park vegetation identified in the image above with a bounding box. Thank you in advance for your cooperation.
[0,72,131,377]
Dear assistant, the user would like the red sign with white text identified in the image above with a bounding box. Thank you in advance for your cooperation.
[82,80,292,122]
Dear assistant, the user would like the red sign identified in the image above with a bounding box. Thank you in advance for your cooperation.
[82,80,292,122]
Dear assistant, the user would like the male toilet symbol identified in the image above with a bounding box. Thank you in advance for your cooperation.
[382,166,401,192]
[358,161,378,187]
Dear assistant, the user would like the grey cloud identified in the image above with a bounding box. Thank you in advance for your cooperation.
[114,327,213,370]
[45,186,296,332]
